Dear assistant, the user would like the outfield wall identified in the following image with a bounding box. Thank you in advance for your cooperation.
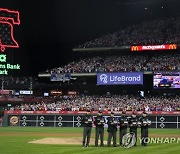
[3,111,180,129]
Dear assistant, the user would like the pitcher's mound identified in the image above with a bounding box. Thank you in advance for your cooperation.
[29,137,98,145]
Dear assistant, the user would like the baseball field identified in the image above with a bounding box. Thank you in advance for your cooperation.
[0,127,179,154]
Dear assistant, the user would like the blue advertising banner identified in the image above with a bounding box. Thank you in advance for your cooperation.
[97,72,143,85]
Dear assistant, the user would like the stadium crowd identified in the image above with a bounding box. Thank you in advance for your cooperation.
[39,17,180,74]
[48,52,180,74]
[6,95,180,112]
[78,17,180,48]
[50,55,148,74]
[146,53,180,71]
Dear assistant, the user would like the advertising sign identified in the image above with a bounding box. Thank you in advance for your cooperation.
[131,44,177,51]
[19,90,33,95]
[0,54,21,75]
[97,72,143,85]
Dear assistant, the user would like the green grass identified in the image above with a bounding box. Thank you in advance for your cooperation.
[0,127,179,154]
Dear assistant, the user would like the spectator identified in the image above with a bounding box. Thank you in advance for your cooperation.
[6,95,180,112]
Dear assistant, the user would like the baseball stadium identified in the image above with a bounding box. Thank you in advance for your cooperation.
[0,0,180,154]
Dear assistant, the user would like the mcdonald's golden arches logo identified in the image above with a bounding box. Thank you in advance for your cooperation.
[169,44,177,49]
[131,46,138,51]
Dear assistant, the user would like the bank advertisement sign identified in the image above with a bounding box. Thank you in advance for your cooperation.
[97,72,143,85]
[0,54,21,75]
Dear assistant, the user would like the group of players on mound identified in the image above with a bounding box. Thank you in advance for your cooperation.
[82,110,151,147]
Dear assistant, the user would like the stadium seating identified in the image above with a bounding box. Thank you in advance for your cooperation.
[6,95,180,112]
[47,52,180,74]
[78,17,180,48]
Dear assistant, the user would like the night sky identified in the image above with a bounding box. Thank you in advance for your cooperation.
[1,0,180,76]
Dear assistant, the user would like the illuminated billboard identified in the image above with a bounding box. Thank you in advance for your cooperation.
[0,53,20,75]
[0,8,21,75]
[153,72,180,89]
[131,44,177,51]
[97,72,143,85]
[0,8,20,52]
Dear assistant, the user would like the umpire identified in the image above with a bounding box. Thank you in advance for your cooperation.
[107,112,118,147]
[82,109,93,147]
[139,111,151,146]
[129,112,138,146]
[119,111,128,146]
[94,110,105,147]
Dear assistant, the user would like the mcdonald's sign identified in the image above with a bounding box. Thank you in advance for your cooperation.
[168,44,177,49]
[131,44,177,52]
[131,46,139,51]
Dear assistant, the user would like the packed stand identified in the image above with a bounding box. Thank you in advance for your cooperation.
[49,52,180,74]
[78,17,180,48]
[146,53,180,71]
[6,95,180,112]
[50,55,148,74]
